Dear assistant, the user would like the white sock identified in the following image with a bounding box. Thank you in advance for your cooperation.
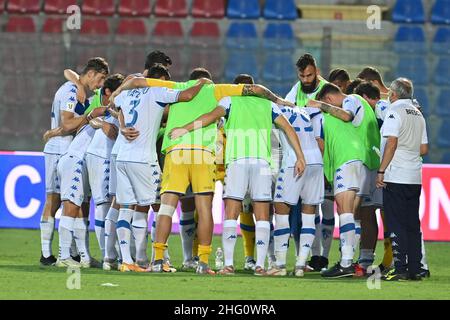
[151,212,157,262]
[274,214,290,267]
[117,208,134,264]
[58,216,75,260]
[321,199,335,258]
[354,219,361,254]
[359,249,375,269]
[339,213,356,268]
[255,220,270,269]
[297,213,316,267]
[132,211,148,264]
[40,216,55,258]
[73,217,91,263]
[420,231,429,270]
[104,207,119,261]
[179,210,196,262]
[222,219,237,267]
[94,203,110,259]
[311,211,321,256]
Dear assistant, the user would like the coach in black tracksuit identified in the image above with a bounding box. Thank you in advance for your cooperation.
[376,78,428,281]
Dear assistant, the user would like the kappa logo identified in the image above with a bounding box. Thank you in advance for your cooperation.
[72,177,80,182]
[227,235,237,240]
[282,243,289,248]
[120,240,128,245]
[277,185,283,190]
[392,241,398,247]
[388,114,395,119]
[303,244,311,248]
[75,168,82,174]
[336,175,343,181]
[256,240,265,246]
[70,193,75,198]
[390,232,397,238]
[337,183,345,189]
[71,185,78,191]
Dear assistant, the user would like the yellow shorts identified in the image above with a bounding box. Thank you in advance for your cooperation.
[161,149,216,195]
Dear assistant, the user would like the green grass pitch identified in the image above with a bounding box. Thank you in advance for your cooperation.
[0,229,449,300]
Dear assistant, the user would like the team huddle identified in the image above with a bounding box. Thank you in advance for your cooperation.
[38,51,430,279]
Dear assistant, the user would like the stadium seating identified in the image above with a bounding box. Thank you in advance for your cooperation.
[40,75,64,106]
[227,0,261,19]
[437,120,450,148]
[118,0,151,17]
[113,47,145,76]
[42,17,64,34]
[393,25,426,53]
[5,16,36,33]
[44,0,75,15]
[187,49,224,79]
[267,82,292,98]
[392,0,425,24]
[432,27,450,54]
[263,23,296,50]
[192,0,225,19]
[434,57,450,85]
[7,0,41,14]
[224,51,259,81]
[189,21,221,48]
[431,0,450,25]
[263,0,297,20]
[436,88,450,117]
[0,0,4,13]
[82,0,115,16]
[441,152,450,164]
[414,87,429,116]
[151,20,185,46]
[78,18,111,45]
[154,0,188,18]
[115,19,147,45]
[395,55,428,85]
[262,53,296,82]
[225,22,258,49]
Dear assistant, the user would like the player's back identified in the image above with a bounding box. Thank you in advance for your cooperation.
[280,107,322,167]
[117,87,167,164]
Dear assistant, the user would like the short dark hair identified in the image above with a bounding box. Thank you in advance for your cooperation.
[316,83,342,101]
[328,68,350,83]
[101,73,125,95]
[345,78,363,94]
[148,63,171,80]
[189,67,212,81]
[81,57,109,75]
[354,81,380,100]
[357,67,383,83]
[296,53,317,71]
[233,74,254,85]
[144,50,172,70]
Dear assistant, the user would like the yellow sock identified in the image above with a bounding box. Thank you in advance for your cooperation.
[192,210,199,257]
[153,242,168,261]
[198,244,212,265]
[239,211,255,258]
[380,211,393,268]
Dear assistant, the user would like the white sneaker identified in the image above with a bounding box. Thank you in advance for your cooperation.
[55,257,81,268]
[80,257,102,268]
[294,266,305,277]
[244,257,256,271]
[103,260,118,271]
[181,258,198,271]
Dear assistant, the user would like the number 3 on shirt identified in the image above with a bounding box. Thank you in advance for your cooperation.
[126,99,140,127]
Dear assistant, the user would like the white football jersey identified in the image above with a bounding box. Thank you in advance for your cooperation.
[86,113,119,159]
[375,100,390,122]
[65,125,96,157]
[44,81,87,154]
[279,107,323,167]
[116,87,180,164]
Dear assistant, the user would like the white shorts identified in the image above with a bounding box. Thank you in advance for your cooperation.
[109,154,117,196]
[57,154,90,207]
[44,153,61,194]
[86,153,111,205]
[333,160,364,197]
[274,165,324,206]
[361,169,383,208]
[224,159,272,202]
[116,161,161,206]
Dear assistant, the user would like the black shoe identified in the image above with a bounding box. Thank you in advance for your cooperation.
[321,262,355,278]
[319,256,329,270]
[381,269,409,281]
[418,268,430,278]
[408,273,423,281]
[307,256,321,272]
[378,263,385,273]
[40,254,57,266]
[71,255,81,263]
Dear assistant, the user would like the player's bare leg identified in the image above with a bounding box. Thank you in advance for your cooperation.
[194,193,215,274]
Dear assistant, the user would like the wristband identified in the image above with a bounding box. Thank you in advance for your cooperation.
[377,170,385,174]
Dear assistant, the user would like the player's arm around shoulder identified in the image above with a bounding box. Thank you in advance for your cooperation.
[177,78,212,102]
[307,99,353,122]
[241,84,295,107]
[64,69,86,103]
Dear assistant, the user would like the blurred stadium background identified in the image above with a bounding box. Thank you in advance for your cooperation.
[0,0,449,164]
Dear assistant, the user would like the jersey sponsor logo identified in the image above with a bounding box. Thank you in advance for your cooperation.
[67,102,75,110]
[405,109,422,116]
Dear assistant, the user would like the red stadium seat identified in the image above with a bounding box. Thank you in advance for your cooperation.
[192,0,225,19]
[0,0,5,13]
[82,0,115,16]
[44,0,76,15]
[7,0,41,14]
[39,44,65,75]
[187,49,224,79]
[115,19,147,45]
[78,18,111,45]
[118,0,151,17]
[154,0,188,18]
[5,16,36,32]
[189,21,221,48]
[113,47,145,76]
[152,20,184,46]
[42,17,64,33]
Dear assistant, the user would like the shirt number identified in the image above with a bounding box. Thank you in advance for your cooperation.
[126,99,140,127]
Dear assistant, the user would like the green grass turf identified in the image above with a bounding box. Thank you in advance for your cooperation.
[0,229,449,300]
